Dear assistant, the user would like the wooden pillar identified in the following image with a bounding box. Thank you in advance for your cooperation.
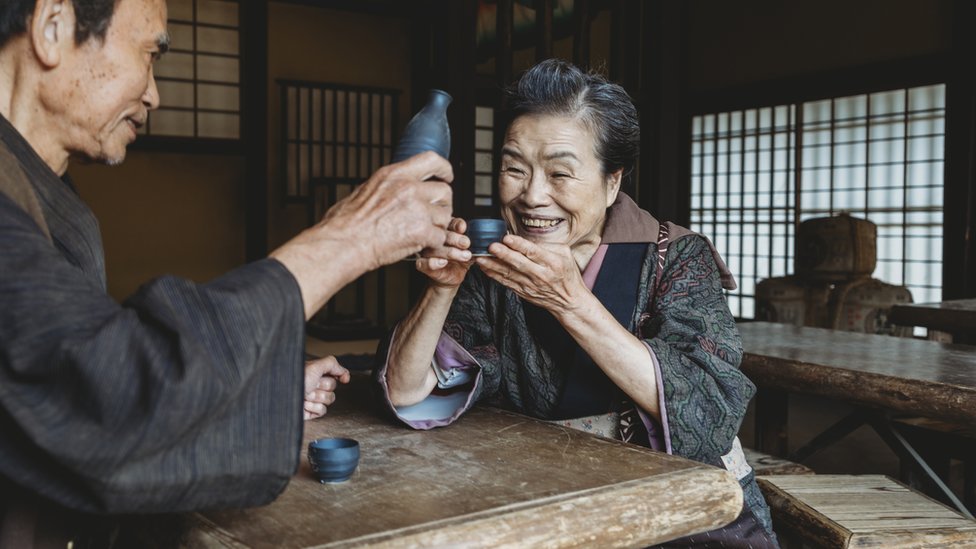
[496,0,514,87]
[572,0,590,69]
[444,0,478,219]
[242,0,269,261]
[637,0,689,225]
[609,0,641,95]
[945,0,976,300]
[535,0,553,61]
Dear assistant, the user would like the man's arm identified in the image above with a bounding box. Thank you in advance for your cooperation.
[271,152,462,320]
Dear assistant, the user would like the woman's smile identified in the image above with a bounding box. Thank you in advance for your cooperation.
[518,215,564,233]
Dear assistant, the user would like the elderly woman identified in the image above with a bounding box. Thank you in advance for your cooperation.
[374,59,777,547]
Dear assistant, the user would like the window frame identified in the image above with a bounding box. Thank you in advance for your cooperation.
[131,0,244,155]
[685,55,951,319]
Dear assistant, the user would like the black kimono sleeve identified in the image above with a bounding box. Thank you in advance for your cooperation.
[0,194,306,514]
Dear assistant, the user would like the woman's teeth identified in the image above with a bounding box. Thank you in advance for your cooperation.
[522,218,560,228]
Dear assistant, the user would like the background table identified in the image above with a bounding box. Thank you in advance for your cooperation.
[738,321,976,516]
[178,377,743,548]
[890,299,976,343]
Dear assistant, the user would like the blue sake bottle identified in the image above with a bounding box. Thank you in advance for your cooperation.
[392,89,452,163]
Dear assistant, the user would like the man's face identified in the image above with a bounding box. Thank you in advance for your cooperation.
[56,0,168,165]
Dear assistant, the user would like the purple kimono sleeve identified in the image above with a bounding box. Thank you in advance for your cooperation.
[638,341,673,454]
[375,325,482,430]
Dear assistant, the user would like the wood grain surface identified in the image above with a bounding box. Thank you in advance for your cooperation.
[759,474,976,548]
[738,322,976,425]
[181,376,743,548]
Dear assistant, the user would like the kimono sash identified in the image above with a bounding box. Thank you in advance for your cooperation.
[549,243,648,419]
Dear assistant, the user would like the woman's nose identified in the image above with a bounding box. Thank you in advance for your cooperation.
[521,172,551,206]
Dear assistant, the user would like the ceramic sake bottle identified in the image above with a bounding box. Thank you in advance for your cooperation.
[392,89,452,163]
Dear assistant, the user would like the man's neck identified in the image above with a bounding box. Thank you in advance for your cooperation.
[0,43,70,176]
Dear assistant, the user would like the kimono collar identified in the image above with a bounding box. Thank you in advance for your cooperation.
[598,192,737,290]
[600,192,662,244]
[0,114,52,241]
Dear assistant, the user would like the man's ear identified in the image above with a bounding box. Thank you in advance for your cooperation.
[605,168,623,207]
[30,0,72,68]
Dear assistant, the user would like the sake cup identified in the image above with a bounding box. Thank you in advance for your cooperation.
[308,437,360,483]
[467,218,507,255]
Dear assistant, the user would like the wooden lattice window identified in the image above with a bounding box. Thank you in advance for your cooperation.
[691,84,946,326]
[279,81,399,221]
[141,0,241,142]
[279,81,400,339]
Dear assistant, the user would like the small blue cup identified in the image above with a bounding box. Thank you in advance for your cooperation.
[467,218,507,255]
[308,437,360,483]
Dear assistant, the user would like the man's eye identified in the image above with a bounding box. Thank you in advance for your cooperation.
[504,166,525,175]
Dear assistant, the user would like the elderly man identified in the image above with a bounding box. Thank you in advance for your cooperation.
[0,0,468,542]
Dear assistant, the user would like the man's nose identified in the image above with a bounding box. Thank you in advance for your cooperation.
[143,70,160,111]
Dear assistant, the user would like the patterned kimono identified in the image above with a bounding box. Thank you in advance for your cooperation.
[0,114,306,544]
[376,193,778,547]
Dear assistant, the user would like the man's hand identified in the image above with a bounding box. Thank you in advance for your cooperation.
[271,152,456,319]
[322,152,456,269]
[303,356,351,420]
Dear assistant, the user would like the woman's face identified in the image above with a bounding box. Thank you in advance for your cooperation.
[498,114,621,259]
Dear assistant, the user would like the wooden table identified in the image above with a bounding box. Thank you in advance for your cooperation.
[179,377,743,548]
[890,299,976,342]
[738,321,976,516]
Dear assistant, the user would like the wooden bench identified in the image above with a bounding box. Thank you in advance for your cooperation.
[759,475,976,548]
[890,416,976,510]
[744,447,815,476]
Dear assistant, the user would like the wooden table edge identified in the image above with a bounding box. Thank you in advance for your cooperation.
[184,467,742,549]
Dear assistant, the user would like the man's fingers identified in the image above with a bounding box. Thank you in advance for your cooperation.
[315,376,337,392]
[307,389,337,404]
[396,151,454,184]
[304,356,350,394]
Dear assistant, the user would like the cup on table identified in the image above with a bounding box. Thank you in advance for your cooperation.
[308,437,360,483]
[466,218,507,256]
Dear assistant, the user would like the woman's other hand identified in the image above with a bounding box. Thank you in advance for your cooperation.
[303,356,351,420]
[476,233,587,316]
[416,217,474,289]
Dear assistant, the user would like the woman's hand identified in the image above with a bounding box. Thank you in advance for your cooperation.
[416,217,474,289]
[475,234,588,317]
[303,356,351,420]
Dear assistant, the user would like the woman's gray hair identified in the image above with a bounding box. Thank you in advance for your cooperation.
[502,59,640,183]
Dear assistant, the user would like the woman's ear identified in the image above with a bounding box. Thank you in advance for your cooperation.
[605,168,623,207]
[30,0,72,68]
